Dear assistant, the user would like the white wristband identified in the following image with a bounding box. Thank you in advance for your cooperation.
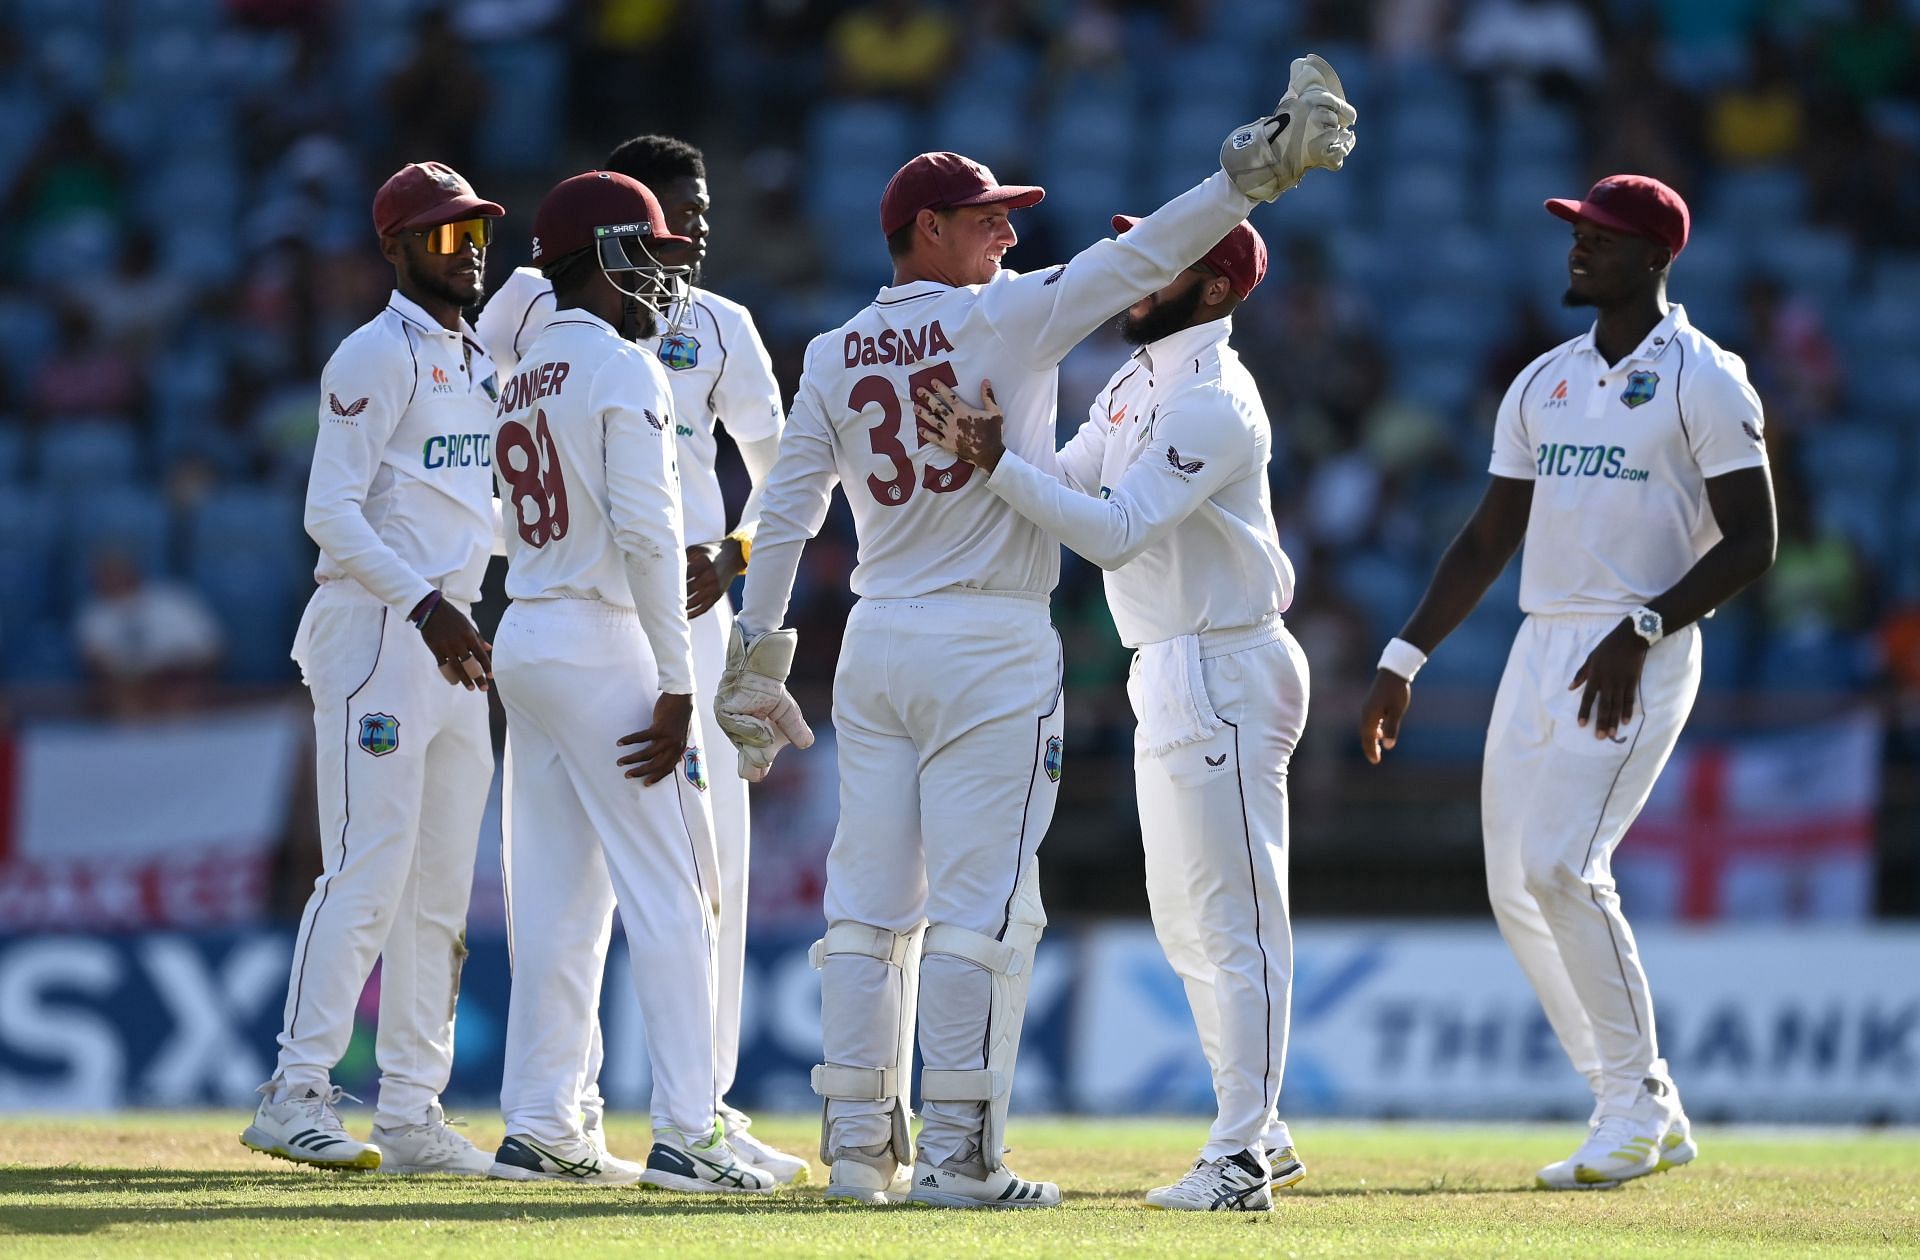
[1378,637,1428,682]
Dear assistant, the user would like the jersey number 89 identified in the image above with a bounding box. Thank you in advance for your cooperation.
[854,362,974,507]
[499,408,570,547]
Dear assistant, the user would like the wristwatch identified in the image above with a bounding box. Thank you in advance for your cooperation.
[1629,606,1663,646]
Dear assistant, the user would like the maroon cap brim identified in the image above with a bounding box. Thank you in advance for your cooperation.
[392,195,507,233]
[1544,197,1647,240]
[951,184,1045,213]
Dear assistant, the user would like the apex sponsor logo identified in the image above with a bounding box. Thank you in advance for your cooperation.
[430,365,455,395]
[1546,379,1570,408]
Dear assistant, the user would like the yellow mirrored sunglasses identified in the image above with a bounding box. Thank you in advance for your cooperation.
[411,217,494,254]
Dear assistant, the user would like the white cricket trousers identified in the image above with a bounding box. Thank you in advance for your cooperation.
[1483,612,1701,1113]
[1131,622,1307,1162]
[822,591,1063,1167]
[494,597,721,1143]
[276,579,492,1128]
[576,598,746,1126]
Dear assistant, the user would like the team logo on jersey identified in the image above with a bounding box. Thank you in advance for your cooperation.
[1166,447,1205,478]
[644,408,668,431]
[656,332,700,371]
[1043,735,1064,783]
[328,393,368,420]
[684,744,708,792]
[1742,420,1764,445]
[480,372,499,403]
[1545,379,1569,408]
[358,713,400,757]
[431,365,456,395]
[1620,370,1660,409]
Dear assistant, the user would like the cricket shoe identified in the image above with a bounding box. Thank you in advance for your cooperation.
[721,1103,811,1185]
[1263,1143,1308,1189]
[823,1146,914,1206]
[905,1161,1060,1209]
[490,1133,644,1185]
[1536,1079,1680,1190]
[371,1103,492,1176]
[641,1124,777,1194]
[1655,1110,1699,1172]
[240,1081,381,1170]
[1146,1150,1273,1212]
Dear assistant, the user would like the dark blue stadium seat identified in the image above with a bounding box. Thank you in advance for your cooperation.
[39,422,138,492]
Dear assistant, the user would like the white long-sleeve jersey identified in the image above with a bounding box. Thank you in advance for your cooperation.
[737,170,1258,637]
[492,308,696,694]
[305,291,499,612]
[478,270,786,547]
[985,317,1294,649]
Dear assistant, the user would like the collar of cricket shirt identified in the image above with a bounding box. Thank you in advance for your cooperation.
[1570,303,1688,367]
[1139,314,1232,379]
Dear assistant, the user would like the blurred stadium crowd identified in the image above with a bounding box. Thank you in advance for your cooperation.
[0,0,1914,913]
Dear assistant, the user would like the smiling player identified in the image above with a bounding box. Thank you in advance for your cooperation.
[1359,175,1777,1189]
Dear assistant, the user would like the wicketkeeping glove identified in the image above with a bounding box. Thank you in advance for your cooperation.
[713,624,815,782]
[1220,52,1358,202]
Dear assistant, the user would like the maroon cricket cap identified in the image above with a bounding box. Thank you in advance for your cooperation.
[1113,214,1269,300]
[1545,174,1689,259]
[530,170,691,264]
[371,161,504,237]
[879,152,1045,239]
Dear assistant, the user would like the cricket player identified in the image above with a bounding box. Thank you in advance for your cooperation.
[485,170,771,1193]
[476,136,801,1182]
[1358,176,1777,1189]
[714,56,1356,1208]
[243,162,503,1176]
[915,217,1309,1212]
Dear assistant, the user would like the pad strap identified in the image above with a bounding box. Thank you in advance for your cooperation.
[922,924,1024,977]
[809,921,919,970]
[811,1063,898,1101]
[921,1067,999,1102]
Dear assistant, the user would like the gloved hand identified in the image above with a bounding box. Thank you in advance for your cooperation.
[713,624,815,782]
[1220,53,1358,202]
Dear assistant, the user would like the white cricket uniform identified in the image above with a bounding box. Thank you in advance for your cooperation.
[479,271,785,1113]
[1481,304,1767,1111]
[488,307,721,1143]
[278,291,497,1129]
[739,171,1257,1166]
[984,316,1305,1161]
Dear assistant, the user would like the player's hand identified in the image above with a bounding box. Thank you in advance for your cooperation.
[713,625,815,782]
[1358,669,1411,765]
[1571,620,1649,741]
[617,691,693,785]
[1220,52,1358,201]
[915,378,1006,472]
[686,537,746,619]
[412,595,492,690]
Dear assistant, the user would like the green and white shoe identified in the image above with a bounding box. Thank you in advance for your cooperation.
[641,1122,777,1194]
[490,1132,643,1184]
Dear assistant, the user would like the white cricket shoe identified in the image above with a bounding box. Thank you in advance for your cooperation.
[721,1104,811,1185]
[490,1133,644,1185]
[1146,1150,1273,1212]
[905,1160,1061,1209]
[1263,1143,1308,1189]
[1536,1079,1680,1190]
[641,1124,777,1194]
[241,1080,381,1170]
[825,1157,898,1206]
[1656,1109,1700,1171]
[371,1104,492,1176]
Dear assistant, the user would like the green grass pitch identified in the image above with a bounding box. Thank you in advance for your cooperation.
[2,1113,1916,1257]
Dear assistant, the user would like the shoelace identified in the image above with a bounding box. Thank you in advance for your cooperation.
[294,1085,362,1134]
